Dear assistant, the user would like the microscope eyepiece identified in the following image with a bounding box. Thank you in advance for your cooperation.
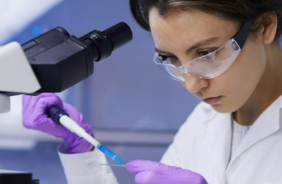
[80,22,133,61]
[103,22,133,51]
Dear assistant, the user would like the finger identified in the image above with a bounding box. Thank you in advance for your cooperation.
[35,93,62,108]
[135,170,201,184]
[127,160,185,175]
[62,102,94,137]
[62,102,79,120]
[36,96,63,114]
[23,93,60,112]
[135,171,155,184]
[25,114,68,138]
[135,171,167,184]
[126,160,160,174]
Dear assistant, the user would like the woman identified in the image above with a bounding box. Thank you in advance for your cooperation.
[22,0,282,183]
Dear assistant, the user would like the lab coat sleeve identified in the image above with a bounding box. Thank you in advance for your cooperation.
[160,102,213,167]
[58,142,119,184]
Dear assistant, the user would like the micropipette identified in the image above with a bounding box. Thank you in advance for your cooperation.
[46,106,125,165]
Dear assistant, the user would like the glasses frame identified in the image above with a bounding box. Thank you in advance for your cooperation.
[154,21,251,81]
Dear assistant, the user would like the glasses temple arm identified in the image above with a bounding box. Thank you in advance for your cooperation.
[232,21,251,48]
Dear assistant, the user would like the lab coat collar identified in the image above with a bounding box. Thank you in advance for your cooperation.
[202,95,282,181]
[226,95,282,170]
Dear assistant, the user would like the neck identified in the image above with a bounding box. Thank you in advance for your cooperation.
[233,41,282,126]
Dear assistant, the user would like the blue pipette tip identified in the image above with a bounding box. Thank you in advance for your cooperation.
[112,155,125,165]
[97,143,125,165]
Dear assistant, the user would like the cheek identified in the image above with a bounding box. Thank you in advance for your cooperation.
[210,41,266,113]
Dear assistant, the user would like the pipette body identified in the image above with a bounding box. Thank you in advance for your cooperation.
[47,106,125,165]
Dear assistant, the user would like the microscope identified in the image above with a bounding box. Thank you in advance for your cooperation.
[0,22,132,111]
[0,22,133,183]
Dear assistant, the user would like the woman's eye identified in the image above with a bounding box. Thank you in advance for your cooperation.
[158,54,180,65]
[158,54,168,61]
[168,56,178,62]
[167,56,181,66]
[197,50,215,57]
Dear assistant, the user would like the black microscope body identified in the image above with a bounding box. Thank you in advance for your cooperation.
[22,22,132,93]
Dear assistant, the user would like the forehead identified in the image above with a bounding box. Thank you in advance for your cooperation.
[149,8,238,51]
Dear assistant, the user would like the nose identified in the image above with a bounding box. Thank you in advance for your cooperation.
[183,72,209,94]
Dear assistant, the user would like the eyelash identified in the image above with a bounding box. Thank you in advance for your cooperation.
[159,49,216,62]
[198,50,215,56]
[159,54,177,61]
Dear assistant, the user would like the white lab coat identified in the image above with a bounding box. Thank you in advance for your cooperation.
[59,95,282,184]
[58,142,119,184]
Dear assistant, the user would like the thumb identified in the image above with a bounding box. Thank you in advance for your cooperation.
[127,160,185,175]
[126,160,171,174]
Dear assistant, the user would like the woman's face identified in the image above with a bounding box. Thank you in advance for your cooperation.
[149,8,267,113]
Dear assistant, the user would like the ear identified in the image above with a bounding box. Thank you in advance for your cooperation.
[261,12,278,44]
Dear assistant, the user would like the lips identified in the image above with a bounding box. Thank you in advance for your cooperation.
[203,96,222,105]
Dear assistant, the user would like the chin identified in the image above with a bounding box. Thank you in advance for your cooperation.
[210,104,238,113]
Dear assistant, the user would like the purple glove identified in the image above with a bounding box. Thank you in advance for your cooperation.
[126,160,208,184]
[22,93,94,153]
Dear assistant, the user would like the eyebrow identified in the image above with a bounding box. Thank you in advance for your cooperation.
[155,37,220,55]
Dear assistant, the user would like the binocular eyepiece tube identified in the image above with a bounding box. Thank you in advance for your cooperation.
[22,22,133,93]
[80,22,133,61]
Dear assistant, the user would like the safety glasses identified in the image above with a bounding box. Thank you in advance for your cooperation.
[153,22,251,81]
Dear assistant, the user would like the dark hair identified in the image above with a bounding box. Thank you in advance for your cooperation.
[129,0,282,39]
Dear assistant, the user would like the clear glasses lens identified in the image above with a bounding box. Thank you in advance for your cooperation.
[154,39,241,81]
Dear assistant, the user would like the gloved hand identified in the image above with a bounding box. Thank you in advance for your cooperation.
[126,160,208,184]
[22,93,94,153]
